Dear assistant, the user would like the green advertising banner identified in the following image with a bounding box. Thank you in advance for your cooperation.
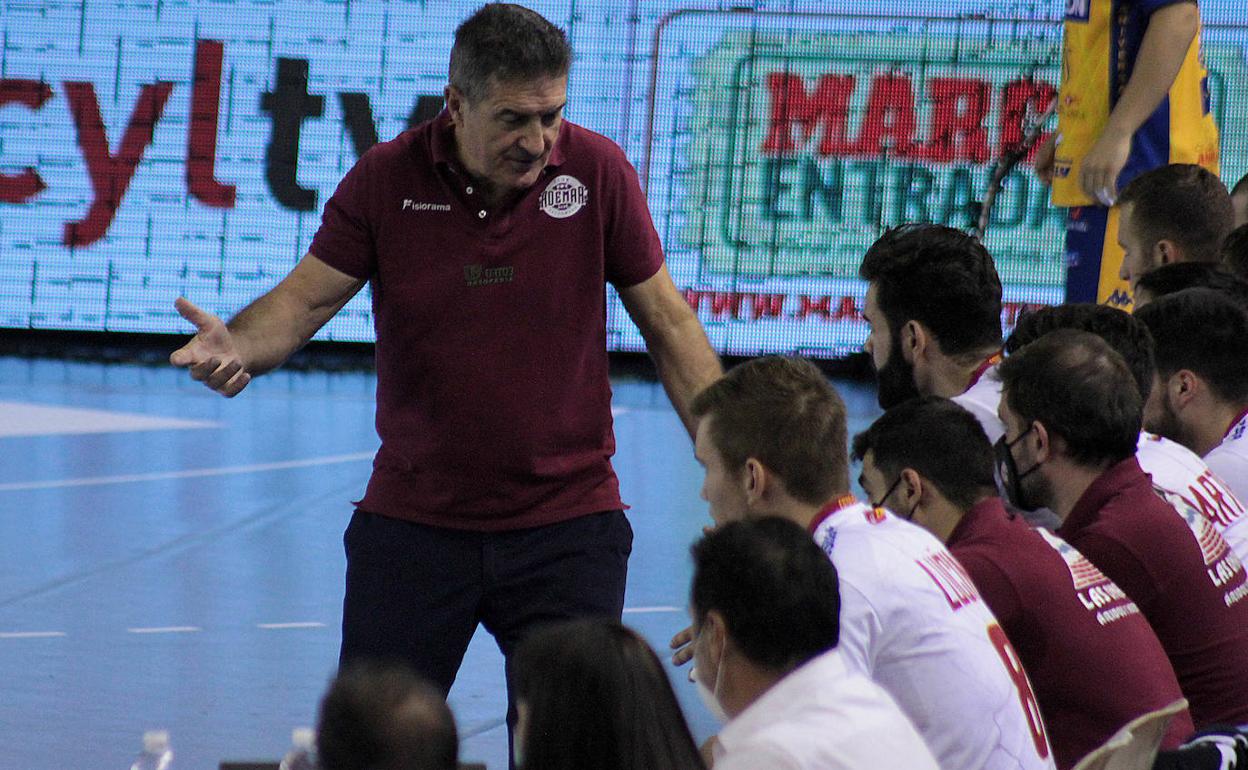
[678,27,1248,292]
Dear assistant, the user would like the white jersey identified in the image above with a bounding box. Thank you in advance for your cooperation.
[953,362,1006,444]
[811,498,1056,770]
[1205,411,1248,513]
[1138,432,1248,565]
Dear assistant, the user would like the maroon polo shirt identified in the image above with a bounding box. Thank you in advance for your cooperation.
[308,112,664,530]
[1057,458,1248,728]
[949,497,1192,769]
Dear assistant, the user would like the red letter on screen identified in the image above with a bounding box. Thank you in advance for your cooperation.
[63,81,174,247]
[187,40,236,208]
[0,79,53,203]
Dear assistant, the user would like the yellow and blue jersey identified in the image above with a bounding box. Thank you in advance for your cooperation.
[1053,0,1219,207]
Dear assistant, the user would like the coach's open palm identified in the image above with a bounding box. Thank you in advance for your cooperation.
[170,296,252,397]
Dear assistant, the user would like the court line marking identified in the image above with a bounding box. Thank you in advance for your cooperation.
[0,631,66,639]
[126,626,202,634]
[622,605,683,614]
[0,451,376,492]
[257,622,326,630]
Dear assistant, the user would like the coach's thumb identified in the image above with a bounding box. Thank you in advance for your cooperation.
[174,296,214,330]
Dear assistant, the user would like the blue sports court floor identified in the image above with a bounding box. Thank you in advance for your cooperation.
[0,353,881,770]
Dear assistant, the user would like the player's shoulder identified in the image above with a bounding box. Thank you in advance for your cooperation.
[1137,431,1209,480]
[556,120,637,175]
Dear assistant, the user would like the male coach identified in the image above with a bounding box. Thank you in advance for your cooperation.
[169,2,720,708]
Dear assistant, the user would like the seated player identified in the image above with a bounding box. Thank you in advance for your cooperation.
[1132,261,1248,309]
[1116,164,1234,293]
[996,330,1248,728]
[1005,303,1246,563]
[853,396,1192,769]
[1136,289,1248,509]
[677,356,1057,770]
[688,518,938,770]
[857,224,1006,440]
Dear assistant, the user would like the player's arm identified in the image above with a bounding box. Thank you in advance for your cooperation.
[618,264,722,438]
[170,252,366,396]
[1079,1,1200,203]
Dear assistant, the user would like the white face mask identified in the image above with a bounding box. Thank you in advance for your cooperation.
[690,629,729,723]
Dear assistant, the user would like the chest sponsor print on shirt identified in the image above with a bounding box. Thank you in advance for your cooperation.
[1038,529,1140,625]
[539,174,589,219]
[1161,490,1248,604]
[401,198,451,212]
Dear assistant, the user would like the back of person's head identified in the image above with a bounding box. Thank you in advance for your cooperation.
[998,329,1142,467]
[1118,164,1233,263]
[317,663,458,770]
[851,397,997,511]
[1135,288,1248,405]
[1223,224,1248,281]
[1004,303,1156,397]
[690,517,840,673]
[509,619,703,770]
[858,223,1003,357]
[1133,261,1248,310]
[691,356,848,504]
[449,3,571,102]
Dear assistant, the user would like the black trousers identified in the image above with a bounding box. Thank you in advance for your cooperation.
[338,508,633,693]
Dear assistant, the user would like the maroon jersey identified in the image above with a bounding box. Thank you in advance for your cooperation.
[949,498,1192,769]
[309,113,664,530]
[1057,458,1248,728]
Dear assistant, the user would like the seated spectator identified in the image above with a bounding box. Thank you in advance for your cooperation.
[1004,303,1246,563]
[852,396,1193,769]
[688,517,939,770]
[679,355,1056,770]
[1223,224,1248,281]
[509,618,704,770]
[317,663,459,770]
[996,329,1248,728]
[1136,289,1248,509]
[1115,164,1233,293]
[857,224,1005,439]
[1232,173,1248,229]
[1132,261,1248,309]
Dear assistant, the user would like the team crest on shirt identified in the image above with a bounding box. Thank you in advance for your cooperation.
[539,175,589,219]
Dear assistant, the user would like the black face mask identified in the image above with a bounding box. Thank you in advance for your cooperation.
[874,329,921,410]
[994,427,1043,512]
[871,475,918,520]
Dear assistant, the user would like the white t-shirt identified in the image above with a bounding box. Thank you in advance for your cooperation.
[1138,432,1248,566]
[1205,410,1248,517]
[959,368,1247,560]
[811,499,1057,770]
[714,648,940,770]
[953,363,1006,444]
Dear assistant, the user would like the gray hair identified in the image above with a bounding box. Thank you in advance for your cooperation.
[449,4,572,103]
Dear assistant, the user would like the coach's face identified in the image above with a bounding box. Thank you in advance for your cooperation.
[447,74,566,199]
[695,416,750,525]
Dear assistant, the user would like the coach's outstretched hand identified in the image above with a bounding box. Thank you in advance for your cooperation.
[170,297,252,397]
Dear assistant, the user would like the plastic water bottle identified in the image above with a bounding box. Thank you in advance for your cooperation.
[279,727,318,770]
[130,730,173,770]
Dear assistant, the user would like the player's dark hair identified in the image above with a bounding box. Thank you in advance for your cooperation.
[1004,303,1156,398]
[510,620,705,770]
[691,518,840,672]
[1118,164,1233,264]
[449,4,571,103]
[852,397,997,511]
[1135,288,1248,404]
[318,663,458,770]
[1222,224,1248,282]
[1135,261,1248,310]
[998,330,1141,467]
[858,224,1003,359]
[692,356,848,505]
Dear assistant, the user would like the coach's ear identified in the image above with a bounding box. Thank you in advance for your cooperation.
[899,319,929,364]
[1155,238,1181,266]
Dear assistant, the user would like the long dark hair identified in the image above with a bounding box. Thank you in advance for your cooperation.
[510,619,706,770]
